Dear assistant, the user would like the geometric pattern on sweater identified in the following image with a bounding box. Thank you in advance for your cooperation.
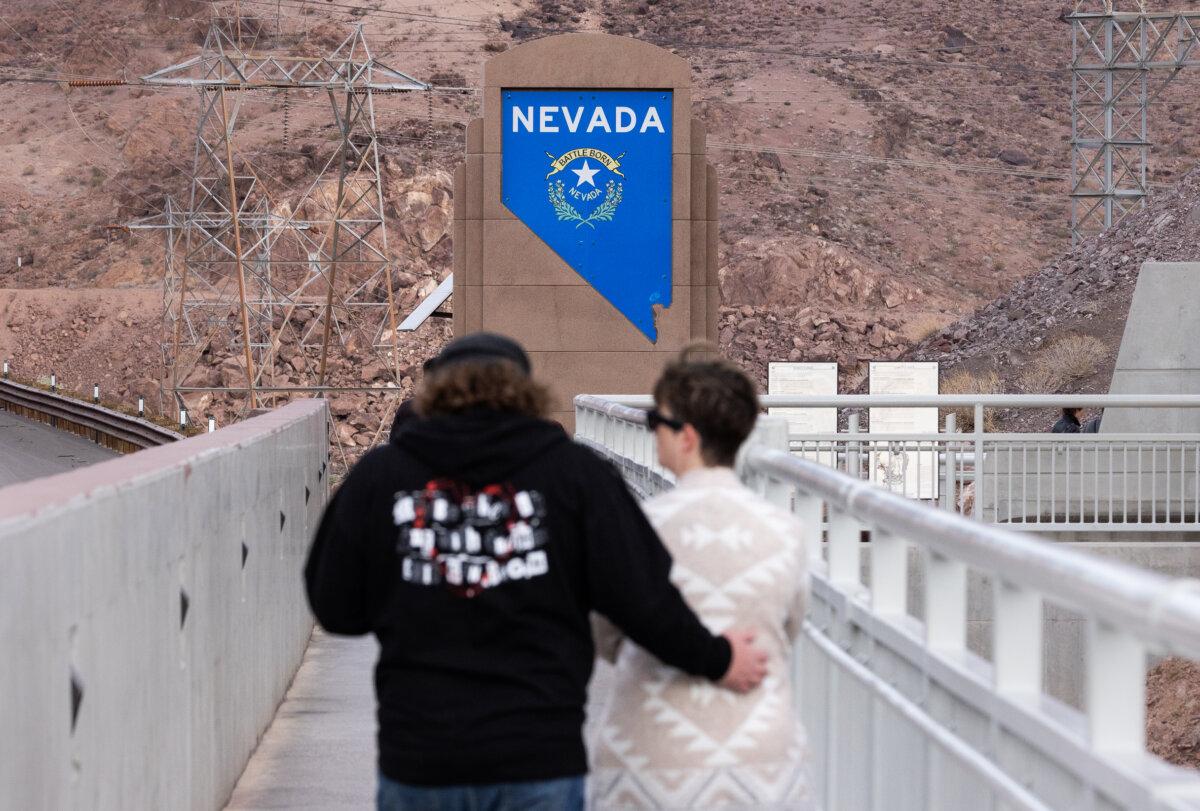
[589,467,815,810]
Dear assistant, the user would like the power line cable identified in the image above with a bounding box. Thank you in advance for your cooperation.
[709,140,1067,181]
[198,0,1075,74]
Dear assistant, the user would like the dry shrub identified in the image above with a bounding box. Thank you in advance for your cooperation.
[940,369,1001,432]
[1020,335,1107,393]
[907,314,953,343]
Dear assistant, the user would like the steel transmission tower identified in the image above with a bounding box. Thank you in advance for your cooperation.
[142,23,428,407]
[1068,1,1200,242]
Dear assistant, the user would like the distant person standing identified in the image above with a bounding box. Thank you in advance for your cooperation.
[1051,407,1083,433]
[589,345,816,810]
[305,333,769,811]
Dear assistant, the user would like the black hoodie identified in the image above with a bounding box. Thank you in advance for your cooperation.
[304,409,732,786]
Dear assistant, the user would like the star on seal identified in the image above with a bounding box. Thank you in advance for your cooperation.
[571,160,600,188]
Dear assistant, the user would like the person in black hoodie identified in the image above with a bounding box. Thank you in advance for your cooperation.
[305,332,768,811]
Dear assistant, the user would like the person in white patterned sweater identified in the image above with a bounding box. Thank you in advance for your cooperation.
[589,345,816,810]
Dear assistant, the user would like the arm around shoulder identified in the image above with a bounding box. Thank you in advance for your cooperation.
[574,447,732,681]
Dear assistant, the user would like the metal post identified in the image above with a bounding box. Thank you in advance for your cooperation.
[167,198,190,396]
[1103,17,1115,231]
[973,403,984,520]
[828,510,862,589]
[870,530,906,616]
[317,87,356,387]
[218,85,258,410]
[925,549,967,652]
[50,373,56,392]
[848,413,861,480]
[993,579,1042,697]
[794,493,824,559]
[362,82,402,380]
[1086,619,1146,752]
[138,397,145,418]
[942,413,957,512]
[93,384,99,404]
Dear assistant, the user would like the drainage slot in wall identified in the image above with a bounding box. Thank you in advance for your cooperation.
[69,669,83,735]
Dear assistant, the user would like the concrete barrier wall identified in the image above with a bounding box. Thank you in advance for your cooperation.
[0,400,328,811]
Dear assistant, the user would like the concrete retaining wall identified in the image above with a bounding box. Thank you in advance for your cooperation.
[0,400,328,811]
[1106,262,1200,433]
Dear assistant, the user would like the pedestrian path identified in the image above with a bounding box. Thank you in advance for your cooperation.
[225,631,379,810]
[224,629,617,810]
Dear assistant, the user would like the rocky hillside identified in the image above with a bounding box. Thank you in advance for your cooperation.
[906,163,1200,428]
[3,0,1200,456]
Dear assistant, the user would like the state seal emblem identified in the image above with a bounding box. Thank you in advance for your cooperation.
[544,148,625,228]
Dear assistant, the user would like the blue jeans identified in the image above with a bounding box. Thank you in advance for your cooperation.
[377,772,584,811]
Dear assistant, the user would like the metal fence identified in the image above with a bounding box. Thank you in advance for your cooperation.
[576,394,1200,811]
[598,394,1200,533]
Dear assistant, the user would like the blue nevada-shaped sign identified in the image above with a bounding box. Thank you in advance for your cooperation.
[502,90,673,342]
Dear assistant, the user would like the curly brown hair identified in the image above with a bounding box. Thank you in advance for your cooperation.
[415,359,553,419]
[653,342,759,466]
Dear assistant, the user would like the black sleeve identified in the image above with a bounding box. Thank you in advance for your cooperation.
[579,452,732,682]
[303,462,379,636]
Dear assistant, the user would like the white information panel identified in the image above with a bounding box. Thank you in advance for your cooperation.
[868,362,939,499]
[769,362,837,469]
[768,362,838,433]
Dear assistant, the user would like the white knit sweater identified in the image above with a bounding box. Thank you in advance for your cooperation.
[588,467,816,810]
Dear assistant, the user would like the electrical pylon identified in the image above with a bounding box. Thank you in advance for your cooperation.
[1068,1,1200,242]
[142,23,428,407]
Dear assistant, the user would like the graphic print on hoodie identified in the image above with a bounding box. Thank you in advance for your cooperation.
[393,480,550,596]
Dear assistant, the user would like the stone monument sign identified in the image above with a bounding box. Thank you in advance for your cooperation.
[453,34,718,428]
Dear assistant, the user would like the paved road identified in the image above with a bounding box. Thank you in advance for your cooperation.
[0,409,118,488]
[223,630,617,810]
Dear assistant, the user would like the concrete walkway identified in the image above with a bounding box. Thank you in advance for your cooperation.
[224,630,617,810]
[225,631,380,810]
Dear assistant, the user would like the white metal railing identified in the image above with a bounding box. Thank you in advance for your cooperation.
[598,394,1200,532]
[576,394,1200,811]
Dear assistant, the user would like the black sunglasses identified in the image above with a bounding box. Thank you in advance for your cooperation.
[645,408,685,432]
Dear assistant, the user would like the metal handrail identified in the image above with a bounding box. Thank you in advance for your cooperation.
[789,432,1200,441]
[576,393,1200,805]
[598,393,1200,409]
[0,379,181,452]
[747,445,1200,661]
[575,395,1200,660]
